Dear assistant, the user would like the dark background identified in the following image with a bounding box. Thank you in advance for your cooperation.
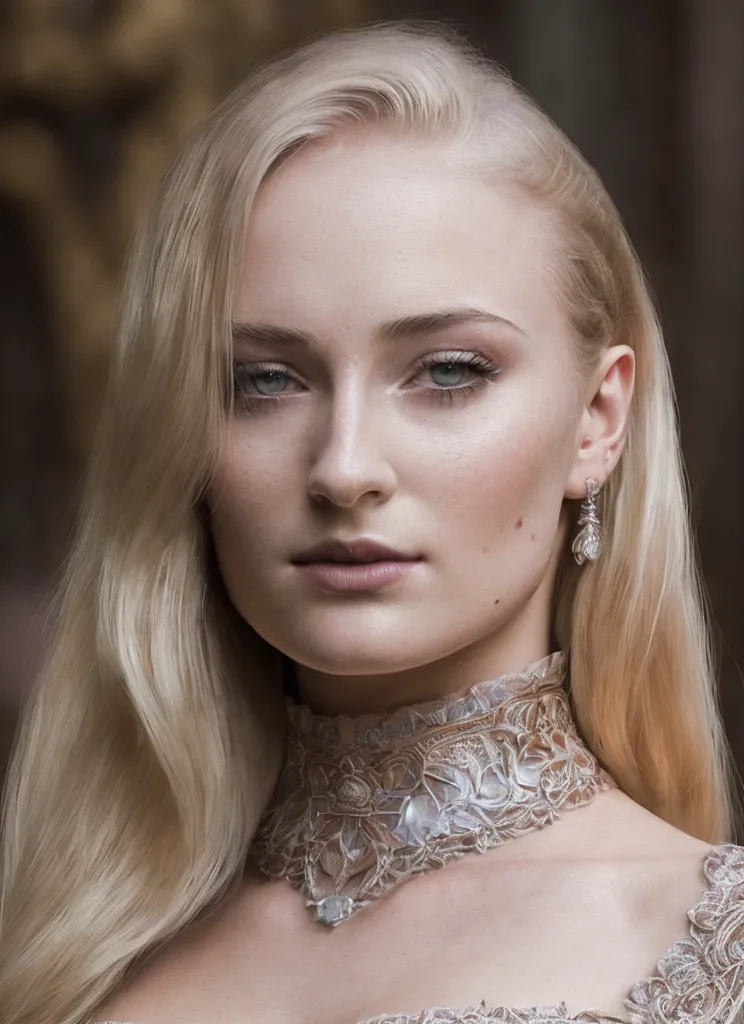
[1,1,742,817]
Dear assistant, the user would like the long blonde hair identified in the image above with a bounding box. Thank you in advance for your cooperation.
[0,20,736,1024]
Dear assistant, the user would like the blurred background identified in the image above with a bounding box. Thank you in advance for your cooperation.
[1,1,742,818]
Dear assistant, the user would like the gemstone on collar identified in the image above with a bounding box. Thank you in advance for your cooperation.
[315,893,355,925]
[332,775,372,809]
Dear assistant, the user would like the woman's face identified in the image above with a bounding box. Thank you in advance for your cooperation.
[207,132,623,715]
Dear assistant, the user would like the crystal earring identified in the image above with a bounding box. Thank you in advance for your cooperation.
[572,478,602,565]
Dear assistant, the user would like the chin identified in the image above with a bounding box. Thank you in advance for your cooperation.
[284,644,419,677]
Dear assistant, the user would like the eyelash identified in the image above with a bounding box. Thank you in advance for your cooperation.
[231,351,501,412]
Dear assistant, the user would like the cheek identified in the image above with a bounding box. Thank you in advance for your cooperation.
[426,408,571,557]
[206,443,285,575]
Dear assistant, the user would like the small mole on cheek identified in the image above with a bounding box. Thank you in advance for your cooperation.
[494,598,500,605]
[515,518,523,530]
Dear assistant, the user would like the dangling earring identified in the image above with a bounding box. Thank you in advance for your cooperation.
[572,478,602,565]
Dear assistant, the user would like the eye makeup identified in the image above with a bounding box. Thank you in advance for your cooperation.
[230,349,501,413]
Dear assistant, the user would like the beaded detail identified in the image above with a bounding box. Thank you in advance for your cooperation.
[250,651,615,925]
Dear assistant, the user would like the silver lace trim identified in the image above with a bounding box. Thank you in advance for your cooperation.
[363,1006,619,1023]
[250,651,616,925]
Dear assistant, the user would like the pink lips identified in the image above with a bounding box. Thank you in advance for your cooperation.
[292,537,415,565]
[294,559,421,592]
[291,537,422,592]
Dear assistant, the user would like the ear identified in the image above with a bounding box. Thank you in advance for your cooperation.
[566,345,635,500]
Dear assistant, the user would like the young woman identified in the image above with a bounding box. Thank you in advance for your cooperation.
[1,20,741,1024]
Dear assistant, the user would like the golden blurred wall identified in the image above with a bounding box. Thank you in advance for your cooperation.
[0,0,368,458]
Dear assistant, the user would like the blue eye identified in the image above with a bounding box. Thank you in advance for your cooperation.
[232,363,299,401]
[427,362,472,387]
[248,369,290,396]
[413,351,501,404]
[230,350,500,412]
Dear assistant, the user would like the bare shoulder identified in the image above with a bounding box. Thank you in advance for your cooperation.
[533,786,737,938]
[551,785,727,880]
[89,870,282,1024]
[463,788,729,941]
[87,918,214,1023]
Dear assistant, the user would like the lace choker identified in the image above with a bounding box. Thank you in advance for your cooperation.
[250,651,616,926]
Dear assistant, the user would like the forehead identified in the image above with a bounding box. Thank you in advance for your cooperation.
[235,133,564,342]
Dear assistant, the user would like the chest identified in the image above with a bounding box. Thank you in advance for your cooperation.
[165,855,702,1024]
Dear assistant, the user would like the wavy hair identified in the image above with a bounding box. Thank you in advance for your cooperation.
[0,19,736,1024]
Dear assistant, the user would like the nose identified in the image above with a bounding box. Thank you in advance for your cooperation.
[305,382,396,509]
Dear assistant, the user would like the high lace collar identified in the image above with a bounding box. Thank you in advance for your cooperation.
[250,651,616,926]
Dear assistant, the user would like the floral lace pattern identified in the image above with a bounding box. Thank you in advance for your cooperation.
[363,1006,621,1023]
[250,651,615,925]
[624,842,744,1023]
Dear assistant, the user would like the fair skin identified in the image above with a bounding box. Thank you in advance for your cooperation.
[94,132,712,1024]
[208,129,625,717]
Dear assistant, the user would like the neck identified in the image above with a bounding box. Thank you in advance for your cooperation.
[290,623,555,716]
[252,650,616,926]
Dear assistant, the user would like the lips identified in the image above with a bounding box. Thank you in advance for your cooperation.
[292,538,418,565]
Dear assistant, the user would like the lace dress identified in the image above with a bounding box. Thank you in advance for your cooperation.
[95,842,744,1024]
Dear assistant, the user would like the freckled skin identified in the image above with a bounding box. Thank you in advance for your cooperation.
[206,131,630,715]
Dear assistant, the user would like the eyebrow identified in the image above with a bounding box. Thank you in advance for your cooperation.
[231,306,526,349]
